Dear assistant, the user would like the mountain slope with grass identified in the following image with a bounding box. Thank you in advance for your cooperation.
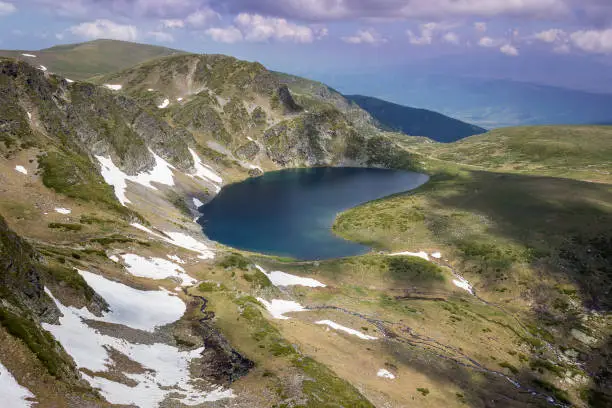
[399,125,612,183]
[345,94,487,142]
[0,39,185,80]
[0,41,610,408]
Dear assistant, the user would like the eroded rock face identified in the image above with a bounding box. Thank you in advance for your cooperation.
[0,215,59,323]
[277,85,302,114]
[192,296,254,384]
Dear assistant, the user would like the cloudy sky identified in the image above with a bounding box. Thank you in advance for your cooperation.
[1,0,612,90]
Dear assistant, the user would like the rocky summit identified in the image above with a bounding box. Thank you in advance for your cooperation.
[0,40,610,408]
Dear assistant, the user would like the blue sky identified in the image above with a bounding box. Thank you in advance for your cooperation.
[2,1,612,91]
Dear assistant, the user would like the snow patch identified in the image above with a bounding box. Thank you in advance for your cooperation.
[315,320,378,340]
[119,254,196,286]
[14,165,27,175]
[38,65,47,72]
[147,88,154,92]
[177,97,183,102]
[452,276,474,295]
[78,270,186,331]
[54,207,71,215]
[43,288,232,406]
[389,251,430,261]
[130,223,215,259]
[188,148,223,184]
[21,53,36,58]
[27,112,31,120]
[0,362,35,407]
[431,252,442,259]
[247,137,254,141]
[158,98,170,109]
[167,254,185,264]
[377,368,395,379]
[193,197,204,208]
[96,150,175,206]
[65,78,74,83]
[255,265,326,288]
[104,84,122,91]
[257,298,306,320]
[108,255,119,262]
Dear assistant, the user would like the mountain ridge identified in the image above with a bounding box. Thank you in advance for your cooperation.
[345,94,487,142]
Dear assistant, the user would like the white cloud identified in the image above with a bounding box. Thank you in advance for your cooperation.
[342,28,387,45]
[500,43,519,56]
[148,30,174,42]
[553,43,571,53]
[570,29,612,54]
[186,8,220,27]
[478,36,499,47]
[161,19,185,29]
[205,26,244,43]
[407,22,458,45]
[234,13,317,43]
[0,1,16,16]
[442,31,460,45]
[69,19,138,41]
[534,28,566,43]
[474,21,487,32]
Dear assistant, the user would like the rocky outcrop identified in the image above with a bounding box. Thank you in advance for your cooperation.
[192,296,254,384]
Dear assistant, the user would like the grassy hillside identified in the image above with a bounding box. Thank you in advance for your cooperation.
[0,39,184,80]
[397,126,612,183]
[345,94,487,142]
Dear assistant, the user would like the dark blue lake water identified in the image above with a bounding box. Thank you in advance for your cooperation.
[197,167,428,260]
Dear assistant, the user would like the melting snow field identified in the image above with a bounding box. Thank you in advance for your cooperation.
[452,276,474,295]
[38,65,47,71]
[193,197,204,208]
[255,265,326,288]
[389,251,430,261]
[43,286,233,407]
[315,320,378,340]
[21,53,36,58]
[14,165,27,175]
[0,362,35,407]
[78,270,185,331]
[431,252,442,259]
[167,254,185,264]
[54,208,72,215]
[119,253,196,286]
[377,369,395,379]
[257,298,306,319]
[96,150,175,206]
[65,78,74,83]
[131,223,215,259]
[158,98,170,109]
[188,148,223,184]
[104,84,122,91]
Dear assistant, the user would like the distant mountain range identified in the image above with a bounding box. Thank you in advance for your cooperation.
[345,95,486,142]
[312,72,612,129]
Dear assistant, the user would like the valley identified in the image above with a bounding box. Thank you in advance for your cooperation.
[0,40,610,408]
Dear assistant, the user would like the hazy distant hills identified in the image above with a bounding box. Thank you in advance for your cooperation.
[345,95,486,142]
[313,72,612,129]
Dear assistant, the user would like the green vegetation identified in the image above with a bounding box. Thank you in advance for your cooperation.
[294,356,375,408]
[243,270,273,289]
[218,253,251,270]
[42,264,96,302]
[386,256,445,283]
[0,39,185,80]
[417,387,430,396]
[48,223,83,232]
[408,126,612,183]
[38,150,135,218]
[0,307,71,378]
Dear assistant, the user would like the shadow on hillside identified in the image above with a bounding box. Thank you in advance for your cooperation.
[431,170,612,312]
[383,332,612,407]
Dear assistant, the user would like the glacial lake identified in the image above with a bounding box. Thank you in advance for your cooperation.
[197,167,429,260]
